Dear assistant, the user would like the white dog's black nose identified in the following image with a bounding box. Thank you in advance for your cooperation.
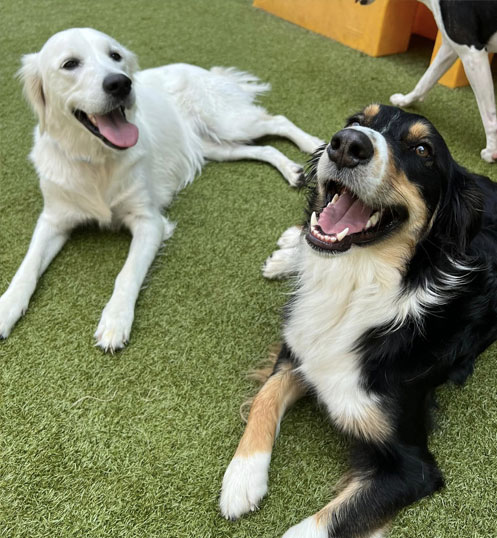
[103,74,132,99]
[327,129,374,169]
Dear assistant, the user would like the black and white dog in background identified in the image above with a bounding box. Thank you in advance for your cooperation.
[220,104,497,537]
[0,28,323,352]
[360,0,497,163]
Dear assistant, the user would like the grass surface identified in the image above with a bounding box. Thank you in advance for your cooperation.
[1,1,496,537]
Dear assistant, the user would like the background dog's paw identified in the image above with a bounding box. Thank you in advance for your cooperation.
[276,226,302,249]
[282,516,328,538]
[94,307,134,353]
[262,249,297,280]
[390,93,413,107]
[480,147,497,163]
[0,292,28,339]
[220,453,270,520]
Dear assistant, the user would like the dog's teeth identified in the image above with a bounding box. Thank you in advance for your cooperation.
[330,194,339,205]
[311,211,318,227]
[365,212,379,230]
[88,114,98,126]
[336,227,349,241]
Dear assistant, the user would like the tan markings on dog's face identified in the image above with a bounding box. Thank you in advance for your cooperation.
[407,121,431,142]
[363,103,380,121]
[235,363,305,457]
[370,152,429,272]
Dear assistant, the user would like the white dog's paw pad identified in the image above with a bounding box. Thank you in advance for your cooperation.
[282,516,328,538]
[220,453,271,520]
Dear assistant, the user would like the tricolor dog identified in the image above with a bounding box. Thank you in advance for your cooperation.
[220,105,497,537]
[0,28,323,352]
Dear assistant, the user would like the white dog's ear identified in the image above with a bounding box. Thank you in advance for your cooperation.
[17,53,46,133]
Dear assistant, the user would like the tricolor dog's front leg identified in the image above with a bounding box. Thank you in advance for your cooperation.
[220,346,306,520]
[94,212,174,352]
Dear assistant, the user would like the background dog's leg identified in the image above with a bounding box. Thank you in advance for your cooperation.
[458,48,497,162]
[282,441,444,538]
[262,226,302,279]
[390,40,457,107]
[220,346,305,520]
[94,213,172,352]
[0,215,69,338]
[203,140,305,186]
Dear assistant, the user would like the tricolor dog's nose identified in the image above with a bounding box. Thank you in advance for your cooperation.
[103,74,132,99]
[327,129,374,169]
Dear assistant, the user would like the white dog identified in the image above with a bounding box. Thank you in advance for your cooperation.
[0,28,323,352]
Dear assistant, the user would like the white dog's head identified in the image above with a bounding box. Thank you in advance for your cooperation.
[18,28,140,154]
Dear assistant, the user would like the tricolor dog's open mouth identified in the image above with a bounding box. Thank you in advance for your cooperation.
[306,180,407,253]
[74,107,139,150]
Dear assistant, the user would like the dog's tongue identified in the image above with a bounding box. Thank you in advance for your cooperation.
[318,190,372,235]
[95,109,139,148]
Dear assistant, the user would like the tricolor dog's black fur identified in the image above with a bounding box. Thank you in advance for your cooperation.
[220,105,497,537]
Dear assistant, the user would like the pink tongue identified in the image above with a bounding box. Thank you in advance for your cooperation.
[95,109,139,148]
[318,191,372,235]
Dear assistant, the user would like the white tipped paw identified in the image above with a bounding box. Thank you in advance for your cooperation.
[282,516,328,538]
[390,93,416,107]
[262,247,298,280]
[220,453,270,520]
[480,147,497,163]
[0,291,28,339]
[282,162,305,187]
[94,305,134,352]
[276,226,302,249]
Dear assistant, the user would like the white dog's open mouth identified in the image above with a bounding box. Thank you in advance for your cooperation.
[74,107,139,150]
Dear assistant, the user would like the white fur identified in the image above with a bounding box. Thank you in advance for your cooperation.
[0,28,323,351]
[390,0,497,162]
[282,516,328,538]
[284,243,403,436]
[220,452,271,520]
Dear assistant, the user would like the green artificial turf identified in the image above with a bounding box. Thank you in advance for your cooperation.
[1,1,496,537]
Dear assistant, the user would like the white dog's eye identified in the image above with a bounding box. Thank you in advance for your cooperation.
[62,58,80,70]
[110,51,122,62]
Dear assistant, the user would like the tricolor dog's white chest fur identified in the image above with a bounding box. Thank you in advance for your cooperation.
[284,245,403,439]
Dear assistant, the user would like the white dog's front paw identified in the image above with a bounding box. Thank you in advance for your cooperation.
[0,291,29,339]
[282,162,305,187]
[94,305,134,352]
[282,516,328,538]
[480,147,497,163]
[220,453,271,520]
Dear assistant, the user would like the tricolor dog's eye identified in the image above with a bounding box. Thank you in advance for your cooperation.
[62,58,80,70]
[415,144,431,158]
[109,51,122,62]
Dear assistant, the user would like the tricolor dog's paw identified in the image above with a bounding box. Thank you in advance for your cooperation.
[220,453,271,520]
[282,516,328,538]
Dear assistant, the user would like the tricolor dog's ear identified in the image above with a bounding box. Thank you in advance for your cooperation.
[17,53,46,133]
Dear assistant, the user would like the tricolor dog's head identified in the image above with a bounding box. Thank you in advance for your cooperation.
[18,28,139,152]
[306,105,483,265]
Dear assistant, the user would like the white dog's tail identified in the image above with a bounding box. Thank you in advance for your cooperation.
[209,66,271,100]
